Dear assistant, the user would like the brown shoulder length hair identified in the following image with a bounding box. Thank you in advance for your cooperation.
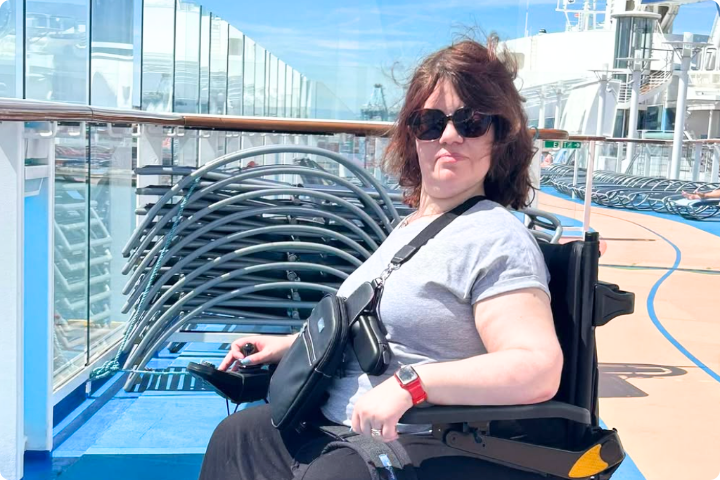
[383,37,535,210]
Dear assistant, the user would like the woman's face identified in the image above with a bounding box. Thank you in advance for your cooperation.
[414,79,493,201]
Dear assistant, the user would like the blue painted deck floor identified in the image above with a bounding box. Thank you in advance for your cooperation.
[28,344,646,479]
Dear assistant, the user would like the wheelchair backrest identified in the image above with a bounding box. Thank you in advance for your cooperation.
[538,234,601,423]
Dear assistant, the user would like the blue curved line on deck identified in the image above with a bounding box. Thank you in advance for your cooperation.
[639,223,720,384]
[541,187,720,382]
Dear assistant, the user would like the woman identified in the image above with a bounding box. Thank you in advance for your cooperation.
[198,38,563,480]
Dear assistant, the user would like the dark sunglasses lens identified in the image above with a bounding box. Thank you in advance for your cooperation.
[452,108,492,138]
[410,110,446,140]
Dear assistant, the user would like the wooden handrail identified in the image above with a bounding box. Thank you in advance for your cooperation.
[1,97,568,139]
[567,135,606,142]
[604,137,673,145]
[535,129,569,140]
[182,114,394,136]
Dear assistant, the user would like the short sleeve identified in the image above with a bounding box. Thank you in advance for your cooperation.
[469,229,551,305]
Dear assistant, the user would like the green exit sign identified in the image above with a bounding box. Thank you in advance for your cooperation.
[543,140,582,149]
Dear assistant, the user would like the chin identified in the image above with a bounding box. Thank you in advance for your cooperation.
[426,184,467,198]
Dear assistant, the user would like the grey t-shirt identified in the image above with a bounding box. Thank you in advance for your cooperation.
[319,199,551,430]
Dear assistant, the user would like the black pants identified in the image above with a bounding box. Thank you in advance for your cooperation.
[198,404,559,480]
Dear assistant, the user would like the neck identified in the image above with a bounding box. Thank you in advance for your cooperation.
[416,186,485,216]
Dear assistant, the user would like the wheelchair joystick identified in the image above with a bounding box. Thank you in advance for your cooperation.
[240,343,261,369]
[241,343,257,357]
[186,341,271,405]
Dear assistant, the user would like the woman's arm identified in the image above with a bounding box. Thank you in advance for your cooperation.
[351,287,563,441]
[414,287,563,406]
[683,189,720,200]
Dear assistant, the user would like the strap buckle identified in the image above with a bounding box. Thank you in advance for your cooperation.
[375,263,399,287]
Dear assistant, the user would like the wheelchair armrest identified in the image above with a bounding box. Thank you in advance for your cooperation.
[399,400,591,425]
[594,281,635,326]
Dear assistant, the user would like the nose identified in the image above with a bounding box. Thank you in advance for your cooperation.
[439,119,463,145]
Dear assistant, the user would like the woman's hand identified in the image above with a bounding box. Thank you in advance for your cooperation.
[351,376,414,443]
[219,334,297,371]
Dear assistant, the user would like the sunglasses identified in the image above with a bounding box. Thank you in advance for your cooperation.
[407,107,494,141]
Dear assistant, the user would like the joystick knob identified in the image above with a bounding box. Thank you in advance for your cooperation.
[241,343,257,357]
[239,343,261,369]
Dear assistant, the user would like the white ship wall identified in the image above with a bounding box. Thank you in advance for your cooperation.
[506,30,615,89]
[558,81,621,135]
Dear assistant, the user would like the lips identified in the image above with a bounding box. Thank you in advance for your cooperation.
[437,153,466,162]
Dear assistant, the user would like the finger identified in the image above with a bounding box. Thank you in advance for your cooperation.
[351,410,362,436]
[364,418,379,439]
[218,351,234,371]
[220,343,243,371]
[239,353,258,366]
[241,350,270,366]
[382,422,398,443]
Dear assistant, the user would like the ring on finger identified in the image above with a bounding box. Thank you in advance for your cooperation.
[370,428,382,438]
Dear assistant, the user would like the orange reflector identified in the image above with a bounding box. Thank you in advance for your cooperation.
[569,444,609,478]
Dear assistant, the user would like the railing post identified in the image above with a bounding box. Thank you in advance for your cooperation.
[670,33,694,180]
[530,137,543,209]
[572,147,580,199]
[0,121,25,480]
[692,143,702,181]
[583,141,596,234]
[712,145,720,183]
[626,65,641,168]
[596,75,607,136]
[23,124,55,456]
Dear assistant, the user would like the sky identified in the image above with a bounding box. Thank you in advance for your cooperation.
[199,0,718,116]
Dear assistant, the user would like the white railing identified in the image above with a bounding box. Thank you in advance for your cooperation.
[617,58,674,104]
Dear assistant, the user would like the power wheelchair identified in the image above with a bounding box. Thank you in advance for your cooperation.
[191,231,635,480]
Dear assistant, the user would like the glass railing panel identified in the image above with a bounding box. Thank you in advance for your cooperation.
[284,66,293,119]
[90,0,139,109]
[0,0,22,98]
[292,69,301,119]
[85,124,137,365]
[277,59,286,119]
[268,54,278,117]
[174,1,201,114]
[52,122,90,386]
[209,15,228,115]
[141,0,175,112]
[26,0,89,104]
[199,9,211,114]
[255,45,266,117]
[174,133,200,169]
[240,33,254,116]
[227,25,243,115]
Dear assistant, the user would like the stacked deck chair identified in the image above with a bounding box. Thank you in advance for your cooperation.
[118,146,563,391]
[543,164,720,221]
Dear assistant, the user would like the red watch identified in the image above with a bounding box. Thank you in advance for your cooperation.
[394,365,428,405]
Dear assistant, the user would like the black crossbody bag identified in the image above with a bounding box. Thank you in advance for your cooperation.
[268,195,486,431]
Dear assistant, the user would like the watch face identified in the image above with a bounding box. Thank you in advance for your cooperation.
[397,366,418,384]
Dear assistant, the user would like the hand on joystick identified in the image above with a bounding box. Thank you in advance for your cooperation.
[219,335,296,371]
[239,343,261,369]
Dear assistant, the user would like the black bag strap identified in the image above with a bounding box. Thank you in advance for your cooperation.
[390,195,486,268]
